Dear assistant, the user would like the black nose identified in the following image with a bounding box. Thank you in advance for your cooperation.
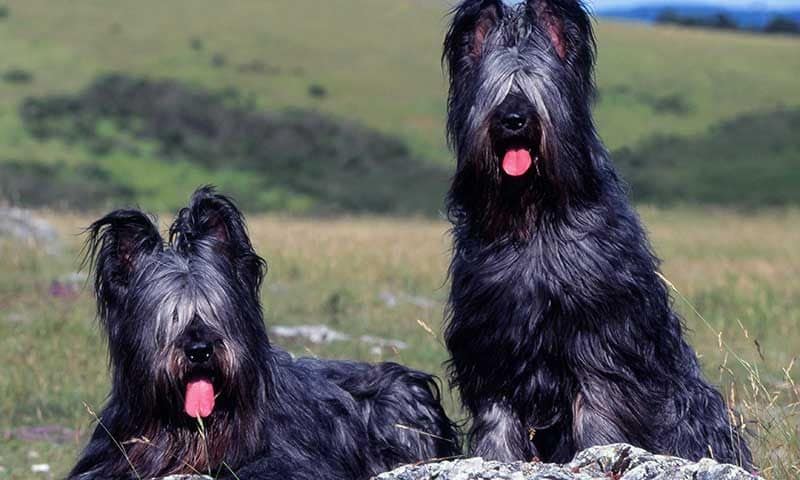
[185,341,214,364]
[501,113,527,132]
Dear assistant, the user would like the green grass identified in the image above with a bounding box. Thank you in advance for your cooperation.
[617,107,800,206]
[0,1,799,477]
[1,210,799,478]
[0,0,799,212]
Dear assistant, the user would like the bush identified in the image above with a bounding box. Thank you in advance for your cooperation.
[0,161,135,209]
[655,9,739,31]
[613,107,800,207]
[211,53,226,68]
[308,83,328,99]
[764,16,800,35]
[648,93,691,116]
[19,74,447,215]
[3,69,33,85]
[0,6,8,19]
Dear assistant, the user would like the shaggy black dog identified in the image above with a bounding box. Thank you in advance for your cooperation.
[70,187,459,479]
[442,0,751,468]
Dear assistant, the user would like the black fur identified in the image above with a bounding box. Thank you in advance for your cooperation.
[442,0,751,468]
[70,187,459,479]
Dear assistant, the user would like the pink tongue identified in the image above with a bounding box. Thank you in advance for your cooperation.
[184,379,215,418]
[502,149,532,177]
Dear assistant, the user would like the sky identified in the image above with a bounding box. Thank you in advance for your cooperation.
[588,0,800,9]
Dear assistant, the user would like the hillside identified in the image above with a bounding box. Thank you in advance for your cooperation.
[0,0,799,212]
[599,4,800,29]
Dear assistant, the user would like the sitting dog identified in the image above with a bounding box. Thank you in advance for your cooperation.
[441,0,751,468]
[70,187,459,479]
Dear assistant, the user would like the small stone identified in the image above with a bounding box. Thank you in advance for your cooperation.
[0,208,60,254]
[31,463,50,473]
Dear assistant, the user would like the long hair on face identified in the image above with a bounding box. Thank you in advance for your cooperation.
[74,187,272,477]
[444,0,604,241]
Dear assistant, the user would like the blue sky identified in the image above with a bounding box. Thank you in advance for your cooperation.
[588,0,800,9]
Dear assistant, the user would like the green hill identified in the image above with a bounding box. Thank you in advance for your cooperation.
[0,0,798,212]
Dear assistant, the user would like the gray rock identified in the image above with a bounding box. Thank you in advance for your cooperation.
[0,207,60,253]
[379,290,437,309]
[270,324,351,344]
[270,325,408,353]
[153,444,757,480]
[359,335,409,354]
[375,444,760,480]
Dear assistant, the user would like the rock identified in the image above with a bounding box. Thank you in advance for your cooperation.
[4,425,78,444]
[374,444,761,480]
[379,290,437,309]
[0,207,60,253]
[271,325,351,344]
[30,463,50,473]
[154,444,759,480]
[270,325,408,353]
[359,335,408,353]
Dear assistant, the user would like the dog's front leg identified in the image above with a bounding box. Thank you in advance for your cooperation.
[470,401,537,461]
[572,390,643,450]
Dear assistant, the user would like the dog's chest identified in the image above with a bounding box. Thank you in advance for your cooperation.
[453,238,605,321]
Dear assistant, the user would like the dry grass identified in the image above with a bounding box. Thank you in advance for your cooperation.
[1,207,798,478]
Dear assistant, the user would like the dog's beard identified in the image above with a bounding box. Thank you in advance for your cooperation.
[449,117,554,242]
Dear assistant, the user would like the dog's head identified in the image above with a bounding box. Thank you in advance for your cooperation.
[444,0,603,238]
[84,187,268,423]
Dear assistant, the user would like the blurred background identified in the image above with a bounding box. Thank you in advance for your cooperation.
[0,0,798,478]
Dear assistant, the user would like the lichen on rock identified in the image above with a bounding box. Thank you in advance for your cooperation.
[374,443,760,480]
[155,443,760,480]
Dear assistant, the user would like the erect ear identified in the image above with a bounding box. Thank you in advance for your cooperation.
[84,209,163,313]
[444,0,504,74]
[527,0,595,62]
[170,186,266,294]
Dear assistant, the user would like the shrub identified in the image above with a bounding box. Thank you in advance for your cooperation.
[211,53,226,68]
[308,83,328,99]
[19,74,447,215]
[3,69,33,85]
[0,161,135,209]
[764,16,800,35]
[649,93,691,116]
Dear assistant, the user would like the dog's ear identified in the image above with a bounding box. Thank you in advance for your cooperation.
[444,0,504,74]
[526,0,595,64]
[84,209,163,314]
[170,186,266,294]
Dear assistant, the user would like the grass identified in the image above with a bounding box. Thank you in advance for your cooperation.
[0,1,799,212]
[617,107,800,207]
[1,208,798,478]
[0,0,798,477]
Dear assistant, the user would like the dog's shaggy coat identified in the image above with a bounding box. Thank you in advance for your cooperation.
[442,0,751,468]
[70,188,459,479]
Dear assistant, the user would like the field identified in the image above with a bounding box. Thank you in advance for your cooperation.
[2,209,800,478]
[1,0,799,478]
[1,1,799,211]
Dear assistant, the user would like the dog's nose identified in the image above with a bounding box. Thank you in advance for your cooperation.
[185,341,214,364]
[501,113,527,132]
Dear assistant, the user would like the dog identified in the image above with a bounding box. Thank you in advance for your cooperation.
[441,0,751,468]
[70,187,459,479]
